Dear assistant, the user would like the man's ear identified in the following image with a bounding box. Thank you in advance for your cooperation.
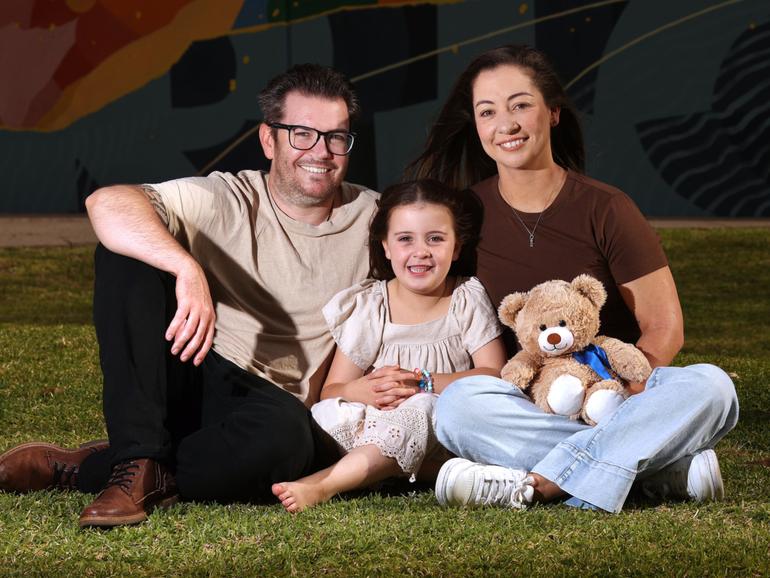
[259,123,275,160]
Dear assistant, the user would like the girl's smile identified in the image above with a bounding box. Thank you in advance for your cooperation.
[382,203,460,298]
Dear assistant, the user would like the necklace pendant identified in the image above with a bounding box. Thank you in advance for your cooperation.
[529,234,535,248]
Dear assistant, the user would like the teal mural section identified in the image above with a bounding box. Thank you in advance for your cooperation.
[0,0,767,216]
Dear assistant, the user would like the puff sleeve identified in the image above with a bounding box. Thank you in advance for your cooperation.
[322,279,387,370]
[452,277,503,355]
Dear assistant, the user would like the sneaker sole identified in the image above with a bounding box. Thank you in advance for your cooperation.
[690,449,724,501]
[435,457,472,506]
[79,494,179,529]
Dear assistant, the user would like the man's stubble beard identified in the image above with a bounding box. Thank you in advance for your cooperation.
[269,163,342,209]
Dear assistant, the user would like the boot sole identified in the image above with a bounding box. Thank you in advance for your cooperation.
[0,439,109,460]
[79,494,179,529]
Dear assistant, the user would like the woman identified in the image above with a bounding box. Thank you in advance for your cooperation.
[406,45,738,512]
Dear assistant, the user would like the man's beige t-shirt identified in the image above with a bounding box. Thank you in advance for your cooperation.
[146,170,379,405]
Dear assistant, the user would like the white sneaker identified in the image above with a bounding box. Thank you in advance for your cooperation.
[640,449,725,502]
[435,457,535,509]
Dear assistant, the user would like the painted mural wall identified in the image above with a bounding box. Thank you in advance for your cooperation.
[0,0,767,216]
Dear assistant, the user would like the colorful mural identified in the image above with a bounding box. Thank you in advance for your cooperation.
[0,0,767,215]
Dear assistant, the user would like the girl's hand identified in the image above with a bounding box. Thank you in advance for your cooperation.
[368,365,420,410]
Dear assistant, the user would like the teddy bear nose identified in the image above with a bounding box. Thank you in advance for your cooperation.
[547,332,562,345]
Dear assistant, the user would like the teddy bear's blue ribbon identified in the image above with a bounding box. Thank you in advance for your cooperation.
[573,344,613,380]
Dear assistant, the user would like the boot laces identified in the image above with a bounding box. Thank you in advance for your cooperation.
[106,461,140,491]
[52,462,78,489]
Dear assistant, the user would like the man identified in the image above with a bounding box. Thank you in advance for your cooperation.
[0,64,379,527]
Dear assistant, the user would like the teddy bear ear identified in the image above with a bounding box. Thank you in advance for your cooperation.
[498,292,527,328]
[571,274,607,309]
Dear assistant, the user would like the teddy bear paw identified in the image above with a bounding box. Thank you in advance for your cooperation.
[584,389,625,424]
[547,374,585,416]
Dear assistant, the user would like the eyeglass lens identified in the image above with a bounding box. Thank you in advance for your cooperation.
[290,127,353,154]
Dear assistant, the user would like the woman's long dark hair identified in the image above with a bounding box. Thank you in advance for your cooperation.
[368,179,479,280]
[405,45,585,189]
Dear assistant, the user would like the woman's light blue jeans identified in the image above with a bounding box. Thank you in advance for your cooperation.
[435,364,739,513]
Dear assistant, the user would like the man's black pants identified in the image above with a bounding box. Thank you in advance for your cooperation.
[77,245,338,502]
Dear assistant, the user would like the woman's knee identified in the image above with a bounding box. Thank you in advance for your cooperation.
[653,364,740,429]
[687,364,738,407]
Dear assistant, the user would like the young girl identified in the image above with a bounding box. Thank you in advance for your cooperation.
[271,179,507,512]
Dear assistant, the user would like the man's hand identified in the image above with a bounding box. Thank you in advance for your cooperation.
[165,259,216,366]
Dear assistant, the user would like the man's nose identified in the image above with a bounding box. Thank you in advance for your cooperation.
[311,135,333,158]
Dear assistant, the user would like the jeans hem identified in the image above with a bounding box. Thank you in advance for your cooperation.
[532,441,636,513]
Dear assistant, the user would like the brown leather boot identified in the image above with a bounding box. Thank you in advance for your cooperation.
[79,458,178,528]
[0,440,109,492]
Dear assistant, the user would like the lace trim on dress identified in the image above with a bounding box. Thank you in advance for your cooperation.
[353,405,434,476]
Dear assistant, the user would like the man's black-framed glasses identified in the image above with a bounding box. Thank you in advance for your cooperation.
[269,123,356,156]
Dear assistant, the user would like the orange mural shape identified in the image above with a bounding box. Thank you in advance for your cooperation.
[0,0,244,131]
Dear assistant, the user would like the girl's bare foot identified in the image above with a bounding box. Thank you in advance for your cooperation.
[271,481,331,513]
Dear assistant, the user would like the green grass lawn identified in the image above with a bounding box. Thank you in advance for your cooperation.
[1,230,769,577]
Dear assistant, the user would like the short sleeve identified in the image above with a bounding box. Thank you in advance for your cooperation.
[599,193,668,285]
[322,279,387,370]
[146,172,248,240]
[452,277,503,355]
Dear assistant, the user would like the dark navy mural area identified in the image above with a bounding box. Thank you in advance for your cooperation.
[0,0,767,216]
[636,21,770,216]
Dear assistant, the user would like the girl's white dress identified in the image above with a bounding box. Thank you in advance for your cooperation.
[312,276,502,476]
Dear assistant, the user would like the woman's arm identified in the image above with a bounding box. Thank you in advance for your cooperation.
[618,265,684,392]
[320,347,419,407]
[430,337,507,394]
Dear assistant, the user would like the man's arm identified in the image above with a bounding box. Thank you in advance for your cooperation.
[86,184,215,365]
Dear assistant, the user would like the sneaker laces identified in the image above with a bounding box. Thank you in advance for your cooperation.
[106,461,140,492]
[475,471,534,508]
[640,461,690,500]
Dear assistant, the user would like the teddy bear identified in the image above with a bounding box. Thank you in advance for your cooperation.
[498,274,652,426]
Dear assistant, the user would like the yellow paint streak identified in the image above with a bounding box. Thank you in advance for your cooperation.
[66,0,97,13]
[565,0,744,88]
[197,124,261,176]
[349,0,626,83]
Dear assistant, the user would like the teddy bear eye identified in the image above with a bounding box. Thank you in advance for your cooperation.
[539,324,547,331]
[559,320,567,327]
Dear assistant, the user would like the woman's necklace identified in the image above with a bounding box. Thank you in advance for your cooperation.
[499,172,565,248]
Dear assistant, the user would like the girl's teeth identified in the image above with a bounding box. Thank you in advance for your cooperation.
[501,139,524,149]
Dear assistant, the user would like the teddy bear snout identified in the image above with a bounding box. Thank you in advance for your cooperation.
[547,333,561,345]
[538,326,575,355]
